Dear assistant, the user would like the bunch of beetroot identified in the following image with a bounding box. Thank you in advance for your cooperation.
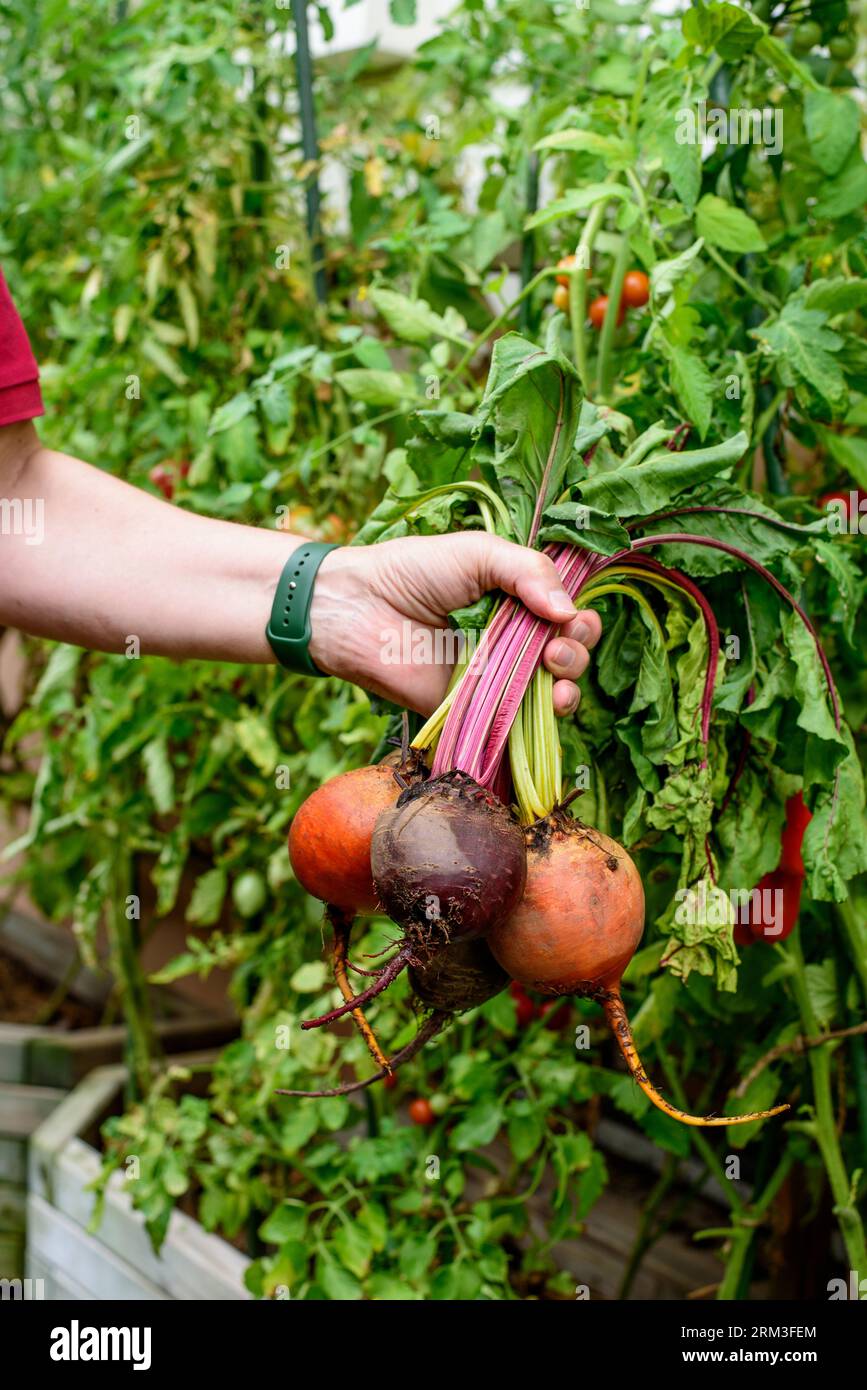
[280,516,836,1126]
[278,342,849,1130]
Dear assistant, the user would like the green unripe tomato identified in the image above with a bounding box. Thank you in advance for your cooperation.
[828,34,855,61]
[232,870,267,918]
[793,21,821,51]
[428,1092,450,1116]
[827,61,853,85]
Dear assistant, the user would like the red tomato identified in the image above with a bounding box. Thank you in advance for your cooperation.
[779,792,811,877]
[589,294,625,330]
[553,284,570,313]
[148,464,174,500]
[408,1097,435,1126]
[510,980,536,1028]
[622,270,650,307]
[736,869,803,943]
[556,254,578,286]
[382,1072,398,1091]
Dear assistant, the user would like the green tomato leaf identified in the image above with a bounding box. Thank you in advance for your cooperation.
[651,239,704,301]
[507,1101,545,1163]
[534,128,635,166]
[289,961,329,993]
[208,392,253,435]
[186,866,227,926]
[804,91,860,178]
[816,428,867,491]
[334,368,413,407]
[333,1221,373,1280]
[695,195,766,253]
[234,713,281,776]
[368,286,453,346]
[682,1,765,59]
[451,1099,504,1151]
[259,1202,307,1246]
[315,1253,363,1301]
[804,959,839,1031]
[804,278,867,317]
[663,340,714,440]
[142,736,175,815]
[815,150,867,221]
[750,301,846,416]
[525,184,630,230]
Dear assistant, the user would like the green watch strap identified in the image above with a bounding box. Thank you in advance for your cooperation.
[266,541,338,676]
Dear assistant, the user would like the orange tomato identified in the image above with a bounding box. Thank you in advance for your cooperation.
[408,1098,435,1126]
[622,270,650,307]
[556,254,578,286]
[589,295,625,329]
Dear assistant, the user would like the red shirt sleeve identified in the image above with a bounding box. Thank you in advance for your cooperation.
[0,267,45,426]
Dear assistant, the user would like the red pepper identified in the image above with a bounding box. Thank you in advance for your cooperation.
[735,868,804,944]
[818,488,867,521]
[778,791,811,876]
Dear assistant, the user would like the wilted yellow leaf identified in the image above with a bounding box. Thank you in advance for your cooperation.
[364,156,385,198]
[176,278,200,349]
[113,304,134,344]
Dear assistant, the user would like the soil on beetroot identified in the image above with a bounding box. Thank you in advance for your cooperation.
[0,947,100,1028]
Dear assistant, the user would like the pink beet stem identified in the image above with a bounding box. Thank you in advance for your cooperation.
[434,542,604,791]
[626,533,841,730]
[432,518,841,803]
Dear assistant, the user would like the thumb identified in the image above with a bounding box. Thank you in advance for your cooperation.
[477,536,576,624]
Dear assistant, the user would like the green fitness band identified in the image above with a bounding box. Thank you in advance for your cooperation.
[266,541,338,676]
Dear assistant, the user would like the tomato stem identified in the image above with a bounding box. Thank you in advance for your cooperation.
[787,927,867,1273]
[569,198,608,387]
[596,232,630,400]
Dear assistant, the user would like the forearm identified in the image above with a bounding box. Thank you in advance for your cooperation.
[0,421,598,714]
[0,428,302,663]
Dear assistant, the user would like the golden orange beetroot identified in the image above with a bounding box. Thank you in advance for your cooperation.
[489,816,644,994]
[288,764,403,914]
[490,812,788,1130]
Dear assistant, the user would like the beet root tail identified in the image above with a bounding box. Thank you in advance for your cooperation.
[601,991,789,1128]
[327,906,390,1071]
[276,1012,447,1097]
[300,945,411,1030]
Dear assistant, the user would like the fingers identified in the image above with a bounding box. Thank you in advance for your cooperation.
[552,679,580,717]
[543,610,602,718]
[477,537,577,624]
[560,608,602,649]
[477,541,603,721]
[543,636,590,681]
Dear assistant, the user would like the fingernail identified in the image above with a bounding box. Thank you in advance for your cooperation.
[572,621,591,644]
[551,641,576,670]
[548,589,575,619]
[562,689,579,714]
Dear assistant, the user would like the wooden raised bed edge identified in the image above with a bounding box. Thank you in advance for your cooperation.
[27,1060,252,1301]
[0,909,237,1280]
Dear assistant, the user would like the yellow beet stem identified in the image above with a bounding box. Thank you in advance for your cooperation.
[601,989,790,1128]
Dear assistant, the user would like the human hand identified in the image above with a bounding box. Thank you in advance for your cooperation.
[308,533,601,716]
